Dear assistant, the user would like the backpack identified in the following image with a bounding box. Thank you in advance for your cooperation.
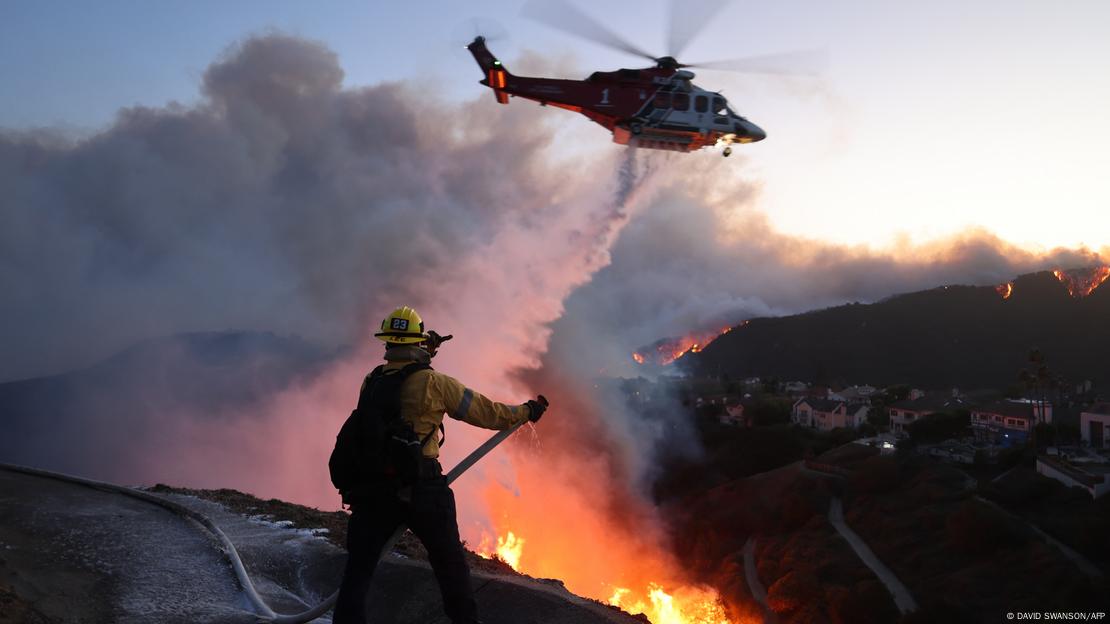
[328,362,438,502]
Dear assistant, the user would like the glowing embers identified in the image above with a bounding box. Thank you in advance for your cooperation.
[1052,266,1110,298]
[632,325,737,366]
[476,531,525,571]
[996,282,1014,300]
[608,583,734,624]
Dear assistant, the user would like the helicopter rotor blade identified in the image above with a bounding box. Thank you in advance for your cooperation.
[685,48,828,76]
[450,16,509,50]
[522,0,657,63]
[667,0,732,59]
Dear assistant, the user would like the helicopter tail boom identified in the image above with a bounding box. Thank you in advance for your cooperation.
[467,36,512,105]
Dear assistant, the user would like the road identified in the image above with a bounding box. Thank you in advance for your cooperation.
[741,537,776,624]
[0,466,645,624]
[827,497,917,615]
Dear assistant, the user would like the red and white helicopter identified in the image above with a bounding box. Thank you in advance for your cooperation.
[466,0,819,156]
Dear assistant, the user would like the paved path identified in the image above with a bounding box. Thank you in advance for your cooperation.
[827,498,917,614]
[0,467,644,624]
[975,495,1104,579]
[0,469,256,623]
[742,537,776,624]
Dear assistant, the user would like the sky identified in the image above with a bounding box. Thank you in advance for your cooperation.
[3,0,1110,253]
[3,6,1109,614]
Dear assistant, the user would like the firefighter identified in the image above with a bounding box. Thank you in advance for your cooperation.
[333,306,547,624]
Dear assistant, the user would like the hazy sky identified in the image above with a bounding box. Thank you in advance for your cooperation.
[3,0,1109,251]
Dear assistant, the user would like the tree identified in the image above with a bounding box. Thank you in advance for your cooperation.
[1019,348,1057,450]
[907,411,971,444]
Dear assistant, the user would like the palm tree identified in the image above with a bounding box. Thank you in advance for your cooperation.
[1019,348,1055,451]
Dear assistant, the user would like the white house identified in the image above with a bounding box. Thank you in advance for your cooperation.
[1036,454,1110,499]
[1080,404,1110,448]
[830,385,878,404]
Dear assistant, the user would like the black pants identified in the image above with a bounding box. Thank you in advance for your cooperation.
[333,475,478,624]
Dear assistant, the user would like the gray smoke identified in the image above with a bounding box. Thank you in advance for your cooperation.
[547,185,1106,380]
[0,35,614,382]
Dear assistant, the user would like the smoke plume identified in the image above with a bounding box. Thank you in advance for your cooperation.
[3,32,1106,620]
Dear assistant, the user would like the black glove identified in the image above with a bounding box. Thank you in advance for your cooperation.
[525,395,549,423]
[425,330,453,357]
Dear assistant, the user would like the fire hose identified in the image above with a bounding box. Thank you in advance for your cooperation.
[0,411,537,623]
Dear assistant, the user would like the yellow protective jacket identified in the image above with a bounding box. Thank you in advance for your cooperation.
[365,355,531,458]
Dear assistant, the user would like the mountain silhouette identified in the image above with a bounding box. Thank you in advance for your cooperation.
[684,269,1110,390]
[0,331,334,477]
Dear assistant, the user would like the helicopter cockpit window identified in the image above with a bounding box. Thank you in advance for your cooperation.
[672,93,690,110]
[694,95,708,113]
[654,92,671,109]
[713,97,730,124]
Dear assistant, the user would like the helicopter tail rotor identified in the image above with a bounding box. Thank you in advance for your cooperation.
[451,16,509,51]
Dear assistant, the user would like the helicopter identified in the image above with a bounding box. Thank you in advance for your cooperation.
[466,0,819,157]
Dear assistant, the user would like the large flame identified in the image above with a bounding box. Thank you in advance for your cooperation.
[477,446,741,624]
[476,531,526,571]
[610,583,734,624]
[633,325,735,366]
[995,281,1013,300]
[479,524,737,624]
[1052,266,1110,298]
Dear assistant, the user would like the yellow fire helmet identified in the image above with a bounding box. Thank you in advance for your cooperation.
[374,306,429,345]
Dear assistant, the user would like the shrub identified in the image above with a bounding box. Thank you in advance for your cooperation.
[767,568,822,615]
[945,500,1025,556]
[849,456,901,494]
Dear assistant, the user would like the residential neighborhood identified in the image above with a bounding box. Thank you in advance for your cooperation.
[677,374,1110,501]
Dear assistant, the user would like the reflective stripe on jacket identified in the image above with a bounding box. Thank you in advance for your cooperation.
[362,359,530,458]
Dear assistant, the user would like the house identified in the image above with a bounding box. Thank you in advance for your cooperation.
[888,396,967,436]
[720,400,750,426]
[1080,403,1110,448]
[1006,398,1053,424]
[830,385,878,404]
[1036,451,1110,499]
[793,398,868,431]
[783,381,810,397]
[970,401,1041,446]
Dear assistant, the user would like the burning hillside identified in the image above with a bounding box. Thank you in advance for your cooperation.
[478,524,735,624]
[633,325,738,366]
[995,281,1013,300]
[1052,266,1110,298]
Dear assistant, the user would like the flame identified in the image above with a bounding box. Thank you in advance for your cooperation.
[476,523,739,622]
[476,531,526,571]
[1052,266,1110,298]
[995,282,1013,300]
[608,583,734,624]
[633,325,736,366]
